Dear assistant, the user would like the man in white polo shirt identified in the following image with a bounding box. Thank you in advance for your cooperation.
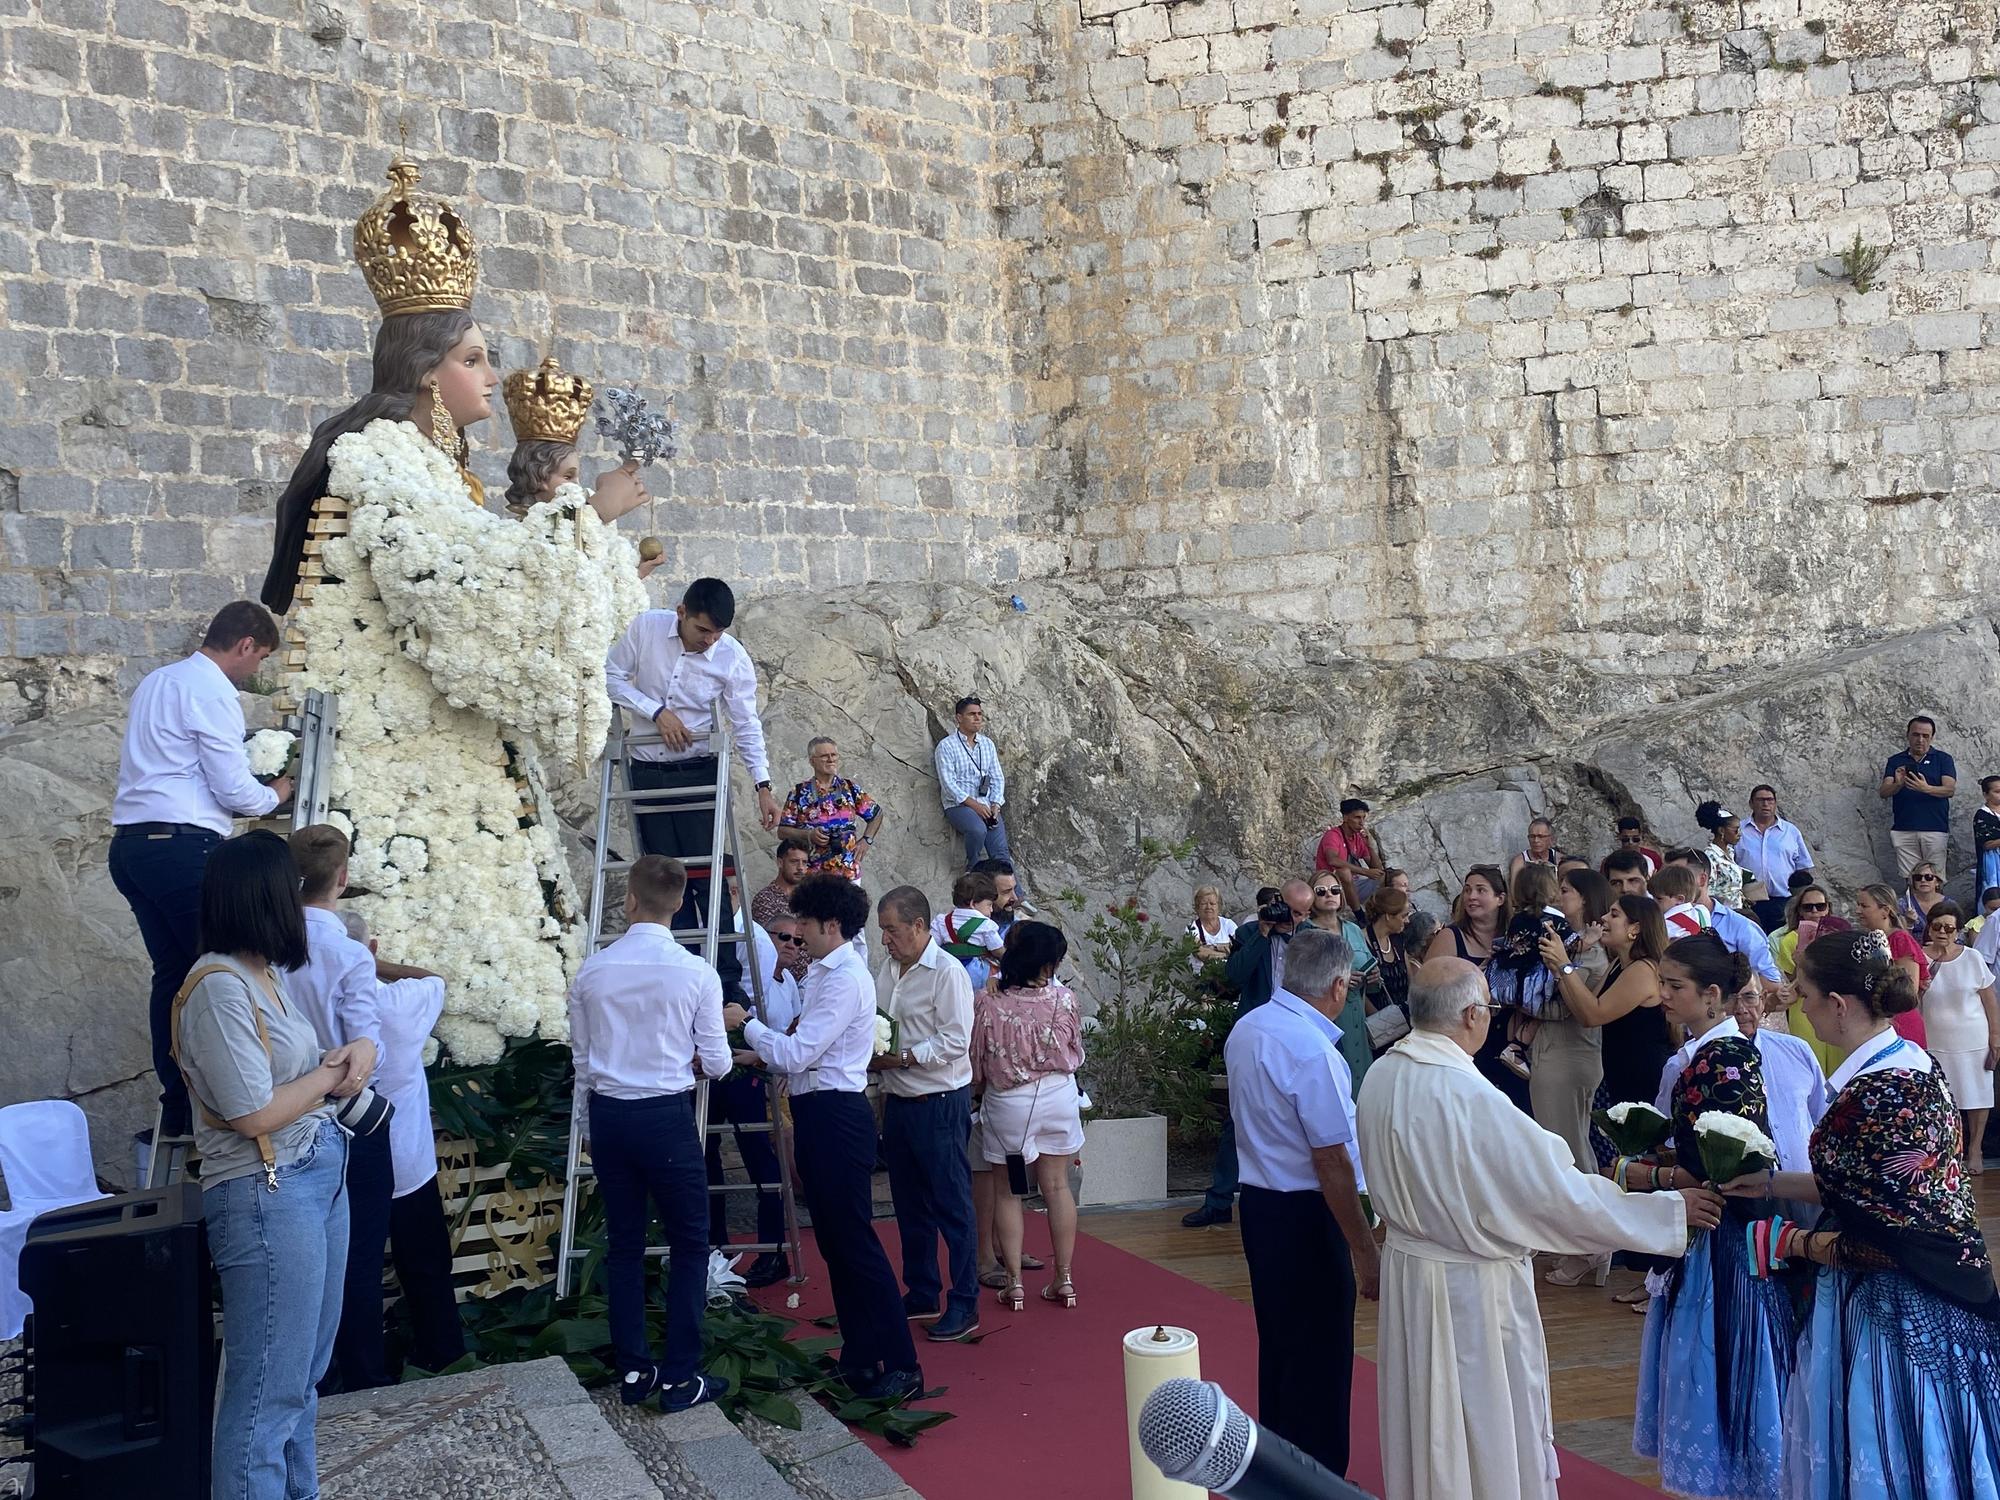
[109,601,291,1136]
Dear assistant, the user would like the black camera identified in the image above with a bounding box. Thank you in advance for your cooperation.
[1258,897,1296,927]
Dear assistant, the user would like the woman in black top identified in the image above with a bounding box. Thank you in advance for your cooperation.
[1422,865,1521,1106]
[1362,884,1413,1012]
[1976,773,2000,899]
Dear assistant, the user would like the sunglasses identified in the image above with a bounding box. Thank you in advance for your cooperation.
[775,934,805,945]
[1798,902,1829,914]
[1914,874,1940,883]
[1312,886,1341,898]
[1931,924,1959,936]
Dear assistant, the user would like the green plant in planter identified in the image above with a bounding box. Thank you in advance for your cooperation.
[1052,836,1233,1136]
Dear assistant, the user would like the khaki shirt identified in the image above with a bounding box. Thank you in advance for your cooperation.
[873,940,974,1098]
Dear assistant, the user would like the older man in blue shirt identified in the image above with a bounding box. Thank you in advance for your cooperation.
[1222,925,1379,1478]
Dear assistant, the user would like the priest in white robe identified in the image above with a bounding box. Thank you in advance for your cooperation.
[1355,958,1725,1500]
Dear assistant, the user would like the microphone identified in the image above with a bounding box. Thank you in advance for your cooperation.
[1138,1378,1375,1500]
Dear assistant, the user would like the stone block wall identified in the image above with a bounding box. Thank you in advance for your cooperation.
[0,0,1030,703]
[1003,0,2000,668]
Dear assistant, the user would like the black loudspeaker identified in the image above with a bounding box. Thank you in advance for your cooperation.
[19,1182,215,1498]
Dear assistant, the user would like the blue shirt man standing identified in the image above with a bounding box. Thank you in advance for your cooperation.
[1879,715,1956,882]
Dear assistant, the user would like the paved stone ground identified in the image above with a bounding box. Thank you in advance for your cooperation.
[740,1399,922,1500]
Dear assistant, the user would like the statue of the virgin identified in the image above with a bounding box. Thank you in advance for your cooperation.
[261,157,648,1064]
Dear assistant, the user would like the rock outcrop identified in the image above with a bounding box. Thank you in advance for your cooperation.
[7,586,1995,1187]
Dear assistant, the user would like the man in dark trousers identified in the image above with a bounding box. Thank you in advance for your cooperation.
[1182,877,1312,1228]
[568,855,733,1412]
[727,875,925,1403]
[110,601,290,1139]
[1222,925,1377,1477]
[605,577,779,1002]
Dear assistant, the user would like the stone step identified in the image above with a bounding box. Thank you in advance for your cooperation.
[317,1355,919,1500]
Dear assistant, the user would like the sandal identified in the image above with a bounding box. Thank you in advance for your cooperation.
[997,1278,1024,1313]
[1039,1266,1076,1308]
[1613,1284,1650,1305]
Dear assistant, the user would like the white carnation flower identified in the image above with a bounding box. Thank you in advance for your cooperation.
[1693,1112,1776,1154]
[1606,1101,1666,1126]
[245,729,296,778]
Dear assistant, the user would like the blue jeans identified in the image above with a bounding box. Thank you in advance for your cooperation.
[590,1091,709,1383]
[883,1086,978,1316]
[107,822,221,1133]
[206,1118,349,1500]
[943,804,1012,870]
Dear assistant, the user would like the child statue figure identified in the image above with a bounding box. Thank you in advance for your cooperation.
[260,156,648,1065]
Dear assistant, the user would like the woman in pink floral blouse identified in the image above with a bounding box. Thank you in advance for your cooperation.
[776,737,882,879]
[970,922,1085,1313]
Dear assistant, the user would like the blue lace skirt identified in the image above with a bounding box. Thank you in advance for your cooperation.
[1636,1224,1795,1499]
[1785,1266,2000,1500]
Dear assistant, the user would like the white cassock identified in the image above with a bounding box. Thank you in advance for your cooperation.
[1356,1031,1690,1500]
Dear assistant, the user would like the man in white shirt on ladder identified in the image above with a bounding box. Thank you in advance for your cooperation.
[109,601,292,1138]
[605,577,779,1006]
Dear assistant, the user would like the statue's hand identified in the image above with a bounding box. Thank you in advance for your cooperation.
[589,464,648,523]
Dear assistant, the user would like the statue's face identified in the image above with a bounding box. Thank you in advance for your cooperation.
[431,323,498,429]
[538,449,581,503]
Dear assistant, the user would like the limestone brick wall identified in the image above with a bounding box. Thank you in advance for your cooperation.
[0,0,1028,702]
[1003,0,2000,667]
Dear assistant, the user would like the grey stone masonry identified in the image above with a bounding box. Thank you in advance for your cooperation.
[0,0,1032,687]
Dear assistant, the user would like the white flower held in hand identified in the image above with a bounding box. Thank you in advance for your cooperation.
[1693,1111,1776,1153]
[1606,1101,1666,1127]
[246,729,296,778]
[874,1013,894,1056]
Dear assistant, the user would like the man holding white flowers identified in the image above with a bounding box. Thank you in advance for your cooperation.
[111,600,292,1138]
[1357,957,1718,1500]
[607,577,778,1005]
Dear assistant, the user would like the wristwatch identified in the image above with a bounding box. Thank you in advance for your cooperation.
[755,780,771,791]
[1560,963,1577,976]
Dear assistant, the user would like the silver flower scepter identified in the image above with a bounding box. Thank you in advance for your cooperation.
[593,386,676,566]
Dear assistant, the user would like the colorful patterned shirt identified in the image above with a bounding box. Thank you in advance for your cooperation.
[777,776,879,879]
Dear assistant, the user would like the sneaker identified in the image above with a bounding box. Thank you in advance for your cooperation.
[859,1367,925,1404]
[1181,1202,1232,1228]
[619,1363,661,1406]
[743,1252,790,1289]
[902,1292,942,1323]
[1499,1043,1531,1080]
[660,1372,731,1413]
[926,1306,981,1343]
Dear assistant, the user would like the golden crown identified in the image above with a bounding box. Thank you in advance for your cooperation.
[503,356,595,446]
[353,157,477,317]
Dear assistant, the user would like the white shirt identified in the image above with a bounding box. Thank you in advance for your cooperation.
[1222,987,1364,1193]
[930,908,1004,956]
[1655,1014,1742,1106]
[874,940,975,1098]
[292,907,386,1060]
[748,922,803,1035]
[1737,817,1814,893]
[113,653,279,835]
[743,938,876,1093]
[567,923,730,1107]
[375,973,447,1196]
[1189,916,1238,972]
[604,610,769,779]
[1827,1029,1933,1093]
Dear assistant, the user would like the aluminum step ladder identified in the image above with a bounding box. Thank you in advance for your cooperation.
[142,690,340,1188]
[554,706,805,1296]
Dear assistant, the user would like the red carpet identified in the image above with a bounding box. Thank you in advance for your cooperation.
[751,1223,1657,1499]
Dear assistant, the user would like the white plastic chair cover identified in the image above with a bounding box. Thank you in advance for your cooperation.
[0,1099,107,1338]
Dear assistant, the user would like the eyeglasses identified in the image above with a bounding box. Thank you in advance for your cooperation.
[1798,902,1829,914]
[1914,873,1940,883]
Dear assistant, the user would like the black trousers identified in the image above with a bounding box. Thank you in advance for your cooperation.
[591,1091,710,1383]
[627,757,744,998]
[388,1175,465,1374]
[327,1124,395,1392]
[106,822,220,1135]
[1238,1183,1356,1477]
[706,1070,784,1249]
[883,1086,978,1316]
[790,1090,917,1381]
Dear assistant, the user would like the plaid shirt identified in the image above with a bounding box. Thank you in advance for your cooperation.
[933,731,1005,811]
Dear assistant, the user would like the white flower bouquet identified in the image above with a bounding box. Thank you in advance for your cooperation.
[874,1011,899,1057]
[245,728,296,780]
[1591,1100,1672,1157]
[1692,1110,1777,1185]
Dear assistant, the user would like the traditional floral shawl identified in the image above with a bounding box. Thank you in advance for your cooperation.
[1812,1065,1999,1315]
[1670,1033,1770,1176]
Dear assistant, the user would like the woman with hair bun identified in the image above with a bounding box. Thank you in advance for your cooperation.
[1723,929,2000,1497]
[1695,800,1747,912]
[1626,933,1795,1500]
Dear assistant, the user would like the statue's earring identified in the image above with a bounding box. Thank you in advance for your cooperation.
[428,381,455,453]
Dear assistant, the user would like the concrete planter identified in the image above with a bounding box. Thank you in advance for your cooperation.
[1078,1113,1168,1207]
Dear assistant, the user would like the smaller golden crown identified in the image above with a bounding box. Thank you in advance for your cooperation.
[353,157,477,317]
[504,356,595,446]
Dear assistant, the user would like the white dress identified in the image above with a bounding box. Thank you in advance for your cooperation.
[1920,946,1996,1108]
[1356,1031,1688,1500]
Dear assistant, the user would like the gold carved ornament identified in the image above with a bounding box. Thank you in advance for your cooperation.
[353,156,478,317]
[503,356,595,446]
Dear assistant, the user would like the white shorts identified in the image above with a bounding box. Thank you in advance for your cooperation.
[977,1075,1085,1165]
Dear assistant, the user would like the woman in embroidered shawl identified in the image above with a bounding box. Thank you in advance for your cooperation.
[1622,932,1795,1500]
[1722,929,2000,1499]
[260,158,647,1065]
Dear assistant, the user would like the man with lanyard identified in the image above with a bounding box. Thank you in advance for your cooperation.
[606,577,779,1002]
[1737,784,1814,932]
[1663,848,1781,986]
[726,876,925,1403]
[109,601,290,1138]
[933,695,1015,872]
